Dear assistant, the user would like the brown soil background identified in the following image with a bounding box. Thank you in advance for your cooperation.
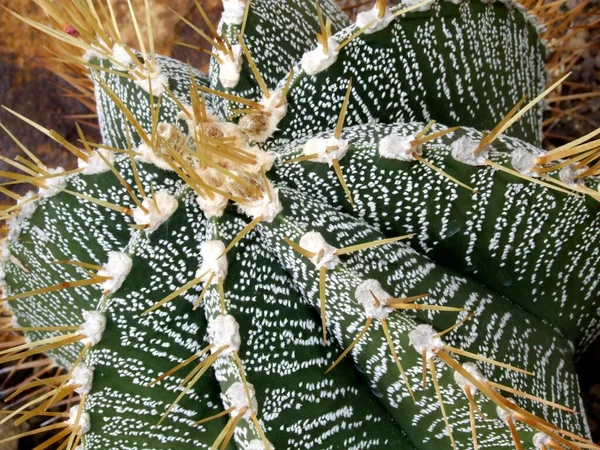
[0,0,599,447]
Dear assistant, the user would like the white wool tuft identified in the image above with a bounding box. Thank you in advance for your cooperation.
[0,265,6,287]
[302,136,349,166]
[496,398,517,422]
[133,65,168,95]
[355,279,393,320]
[78,149,114,175]
[218,45,243,88]
[247,439,274,450]
[301,37,339,75]
[378,134,418,161]
[69,363,94,394]
[68,406,91,433]
[298,232,340,270]
[209,314,241,357]
[511,148,538,177]
[533,433,552,449]
[199,240,228,282]
[401,0,434,11]
[80,311,106,346]
[133,191,178,234]
[559,165,587,186]
[250,90,288,142]
[222,0,246,25]
[408,324,444,359]
[112,44,133,66]
[356,7,395,34]
[223,382,257,419]
[453,362,486,394]
[237,184,282,222]
[18,191,38,220]
[98,252,133,295]
[451,136,488,166]
[39,168,68,198]
[196,193,228,219]
[136,143,174,171]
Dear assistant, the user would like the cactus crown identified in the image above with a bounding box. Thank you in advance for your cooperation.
[0,0,599,449]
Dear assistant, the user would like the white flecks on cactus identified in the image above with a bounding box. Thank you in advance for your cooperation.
[237,184,282,222]
[451,135,488,166]
[199,240,228,282]
[356,6,395,34]
[133,191,178,234]
[355,279,393,320]
[78,149,114,175]
[133,64,168,96]
[408,324,444,359]
[379,133,418,161]
[301,37,339,76]
[80,311,106,346]
[209,314,241,356]
[38,167,68,198]
[302,136,349,166]
[69,362,94,395]
[97,252,133,295]
[221,0,246,25]
[533,432,552,449]
[559,165,587,186]
[68,405,91,434]
[511,147,538,177]
[453,362,486,394]
[111,43,133,66]
[196,193,229,219]
[298,231,340,270]
[17,191,38,220]
[224,382,258,420]
[218,44,243,88]
[496,397,518,422]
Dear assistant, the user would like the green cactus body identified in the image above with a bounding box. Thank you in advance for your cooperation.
[0,0,599,449]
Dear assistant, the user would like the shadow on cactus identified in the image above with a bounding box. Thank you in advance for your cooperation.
[0,0,599,449]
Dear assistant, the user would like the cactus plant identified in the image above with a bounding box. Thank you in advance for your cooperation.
[0,0,599,449]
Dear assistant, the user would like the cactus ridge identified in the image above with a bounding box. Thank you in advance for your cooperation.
[0,0,599,449]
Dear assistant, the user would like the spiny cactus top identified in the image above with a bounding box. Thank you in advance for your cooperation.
[0,0,599,449]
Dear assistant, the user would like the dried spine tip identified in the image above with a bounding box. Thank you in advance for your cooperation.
[237,183,282,222]
[303,136,349,166]
[356,7,395,34]
[68,405,91,434]
[355,279,393,319]
[379,134,418,161]
[221,0,246,25]
[218,44,243,88]
[299,232,340,269]
[199,240,228,282]
[209,314,241,356]
[133,191,179,234]
[80,311,106,346]
[78,149,114,175]
[451,136,488,166]
[39,167,68,198]
[69,363,94,395]
[408,324,444,359]
[98,252,133,295]
[301,37,339,75]
[453,362,486,394]
[224,382,258,419]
